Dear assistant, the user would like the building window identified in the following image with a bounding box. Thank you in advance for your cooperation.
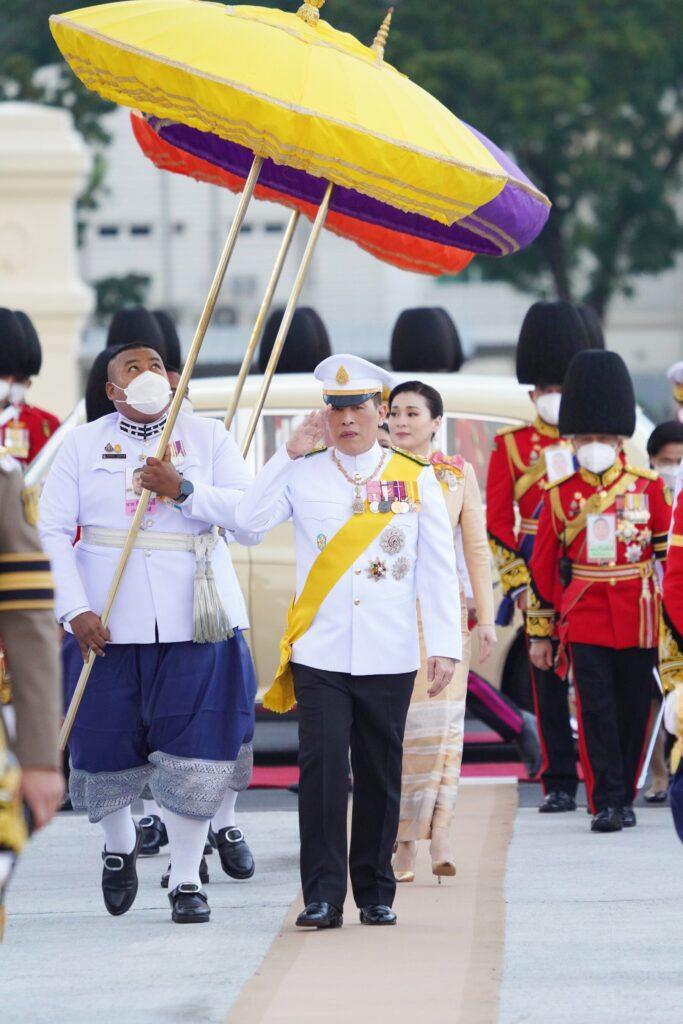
[98,225,119,237]
[239,223,254,234]
[265,222,285,234]
[130,224,152,236]
[173,222,185,235]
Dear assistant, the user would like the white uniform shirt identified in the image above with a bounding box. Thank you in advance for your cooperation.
[39,411,255,644]
[235,442,461,675]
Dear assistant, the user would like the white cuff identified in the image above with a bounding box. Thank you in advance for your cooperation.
[62,606,89,624]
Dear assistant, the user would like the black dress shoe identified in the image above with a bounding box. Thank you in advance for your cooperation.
[538,791,577,814]
[168,883,210,924]
[591,808,623,833]
[138,814,169,856]
[213,826,255,880]
[161,857,209,889]
[621,805,637,828]
[295,901,343,929]
[359,904,397,926]
[101,823,142,916]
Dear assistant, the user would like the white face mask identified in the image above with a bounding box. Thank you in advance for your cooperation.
[0,379,10,404]
[576,441,618,475]
[180,397,194,416]
[677,407,683,424]
[535,392,562,426]
[9,382,27,406]
[657,466,678,493]
[112,370,171,416]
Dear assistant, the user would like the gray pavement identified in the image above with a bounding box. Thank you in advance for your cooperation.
[3,808,301,1024]
[498,806,683,1024]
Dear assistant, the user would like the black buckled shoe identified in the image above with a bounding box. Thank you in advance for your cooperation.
[213,826,255,880]
[101,823,142,916]
[621,806,637,828]
[168,883,210,924]
[138,814,169,857]
[295,901,343,929]
[538,791,577,814]
[359,904,397,926]
[590,808,623,833]
[161,857,209,889]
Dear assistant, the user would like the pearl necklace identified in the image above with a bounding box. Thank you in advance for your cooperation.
[331,447,387,515]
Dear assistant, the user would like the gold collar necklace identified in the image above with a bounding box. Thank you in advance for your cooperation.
[331,447,387,515]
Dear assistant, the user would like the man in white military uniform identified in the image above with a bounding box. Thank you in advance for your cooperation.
[39,344,258,924]
[235,355,461,929]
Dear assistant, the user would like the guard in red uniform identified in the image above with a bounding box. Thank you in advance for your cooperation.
[5,312,60,465]
[661,491,683,839]
[528,351,671,833]
[486,301,589,811]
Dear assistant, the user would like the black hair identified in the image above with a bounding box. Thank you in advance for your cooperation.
[388,380,444,419]
[647,420,683,458]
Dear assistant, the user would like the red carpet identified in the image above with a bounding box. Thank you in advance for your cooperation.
[249,762,569,788]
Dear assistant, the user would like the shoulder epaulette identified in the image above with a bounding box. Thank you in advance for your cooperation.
[543,470,577,490]
[390,446,430,466]
[496,422,529,437]
[626,465,658,482]
[304,446,328,458]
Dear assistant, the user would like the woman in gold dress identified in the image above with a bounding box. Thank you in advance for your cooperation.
[388,381,496,880]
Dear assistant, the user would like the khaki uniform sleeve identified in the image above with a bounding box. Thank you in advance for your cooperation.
[459,464,495,626]
[0,467,61,768]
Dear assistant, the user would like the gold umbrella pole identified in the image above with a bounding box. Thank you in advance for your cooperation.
[59,156,264,750]
[224,208,300,431]
[240,182,333,457]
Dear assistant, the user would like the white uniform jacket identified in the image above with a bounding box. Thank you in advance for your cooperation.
[39,411,256,644]
[235,442,462,675]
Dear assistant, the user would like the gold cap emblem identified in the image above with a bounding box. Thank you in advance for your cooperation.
[336,365,350,386]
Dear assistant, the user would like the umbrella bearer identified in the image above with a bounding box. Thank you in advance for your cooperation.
[486,301,588,812]
[235,355,461,930]
[38,344,258,924]
[528,351,671,833]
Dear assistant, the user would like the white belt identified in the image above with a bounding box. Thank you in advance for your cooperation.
[80,526,233,643]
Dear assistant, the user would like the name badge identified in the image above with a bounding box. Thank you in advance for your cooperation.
[586,513,616,563]
[4,424,29,459]
[125,466,156,515]
[544,445,575,483]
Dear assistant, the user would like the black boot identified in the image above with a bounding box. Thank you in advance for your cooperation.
[590,808,623,833]
[213,826,255,880]
[101,823,142,916]
[538,791,577,814]
[621,805,637,828]
[161,857,209,889]
[138,814,169,856]
[168,884,210,924]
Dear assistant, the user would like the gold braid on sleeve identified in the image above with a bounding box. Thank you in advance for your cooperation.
[659,606,683,692]
[487,534,530,597]
[525,580,555,639]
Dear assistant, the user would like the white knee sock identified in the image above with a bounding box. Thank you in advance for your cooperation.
[100,806,136,854]
[164,808,211,891]
[212,788,238,832]
[142,799,162,819]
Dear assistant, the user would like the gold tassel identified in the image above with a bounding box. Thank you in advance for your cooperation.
[297,1,325,26]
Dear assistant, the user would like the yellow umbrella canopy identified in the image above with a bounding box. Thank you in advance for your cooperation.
[50,0,547,226]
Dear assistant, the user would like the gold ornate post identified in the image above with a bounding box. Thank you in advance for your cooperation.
[371,7,393,60]
[59,156,264,750]
[297,1,325,27]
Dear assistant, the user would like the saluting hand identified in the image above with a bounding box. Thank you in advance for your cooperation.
[286,409,330,459]
[140,457,182,499]
[70,610,111,660]
[427,656,456,698]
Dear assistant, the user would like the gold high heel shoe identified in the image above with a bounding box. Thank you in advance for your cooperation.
[392,840,416,883]
[430,827,456,884]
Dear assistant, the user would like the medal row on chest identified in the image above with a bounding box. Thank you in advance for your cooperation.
[353,479,421,516]
[0,421,30,459]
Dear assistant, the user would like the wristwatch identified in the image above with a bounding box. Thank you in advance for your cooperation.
[174,477,194,505]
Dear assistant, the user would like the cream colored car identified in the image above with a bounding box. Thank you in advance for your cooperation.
[29,371,653,704]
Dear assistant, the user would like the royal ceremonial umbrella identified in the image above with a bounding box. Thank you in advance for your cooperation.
[51,0,550,745]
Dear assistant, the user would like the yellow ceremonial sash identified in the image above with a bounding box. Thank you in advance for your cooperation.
[263,452,424,713]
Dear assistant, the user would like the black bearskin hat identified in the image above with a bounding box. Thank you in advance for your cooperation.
[153,310,182,372]
[575,304,605,350]
[258,307,330,374]
[390,307,464,373]
[14,311,42,377]
[85,347,122,422]
[559,350,636,438]
[516,301,590,386]
[647,420,683,458]
[106,307,167,361]
[0,308,26,377]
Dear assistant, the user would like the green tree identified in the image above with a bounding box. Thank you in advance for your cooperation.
[266,0,683,317]
[94,274,151,321]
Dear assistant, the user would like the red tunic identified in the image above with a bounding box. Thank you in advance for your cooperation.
[0,404,60,465]
[528,461,670,651]
[661,490,683,689]
[486,417,572,597]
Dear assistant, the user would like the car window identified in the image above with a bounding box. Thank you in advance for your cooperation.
[444,415,524,493]
[260,411,309,468]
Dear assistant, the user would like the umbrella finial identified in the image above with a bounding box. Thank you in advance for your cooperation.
[372,7,394,61]
[297,1,325,26]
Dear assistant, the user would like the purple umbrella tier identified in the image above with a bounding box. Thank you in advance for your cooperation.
[150,118,549,258]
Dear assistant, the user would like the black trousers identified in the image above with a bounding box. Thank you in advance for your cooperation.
[292,663,415,911]
[570,643,655,813]
[530,645,578,797]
